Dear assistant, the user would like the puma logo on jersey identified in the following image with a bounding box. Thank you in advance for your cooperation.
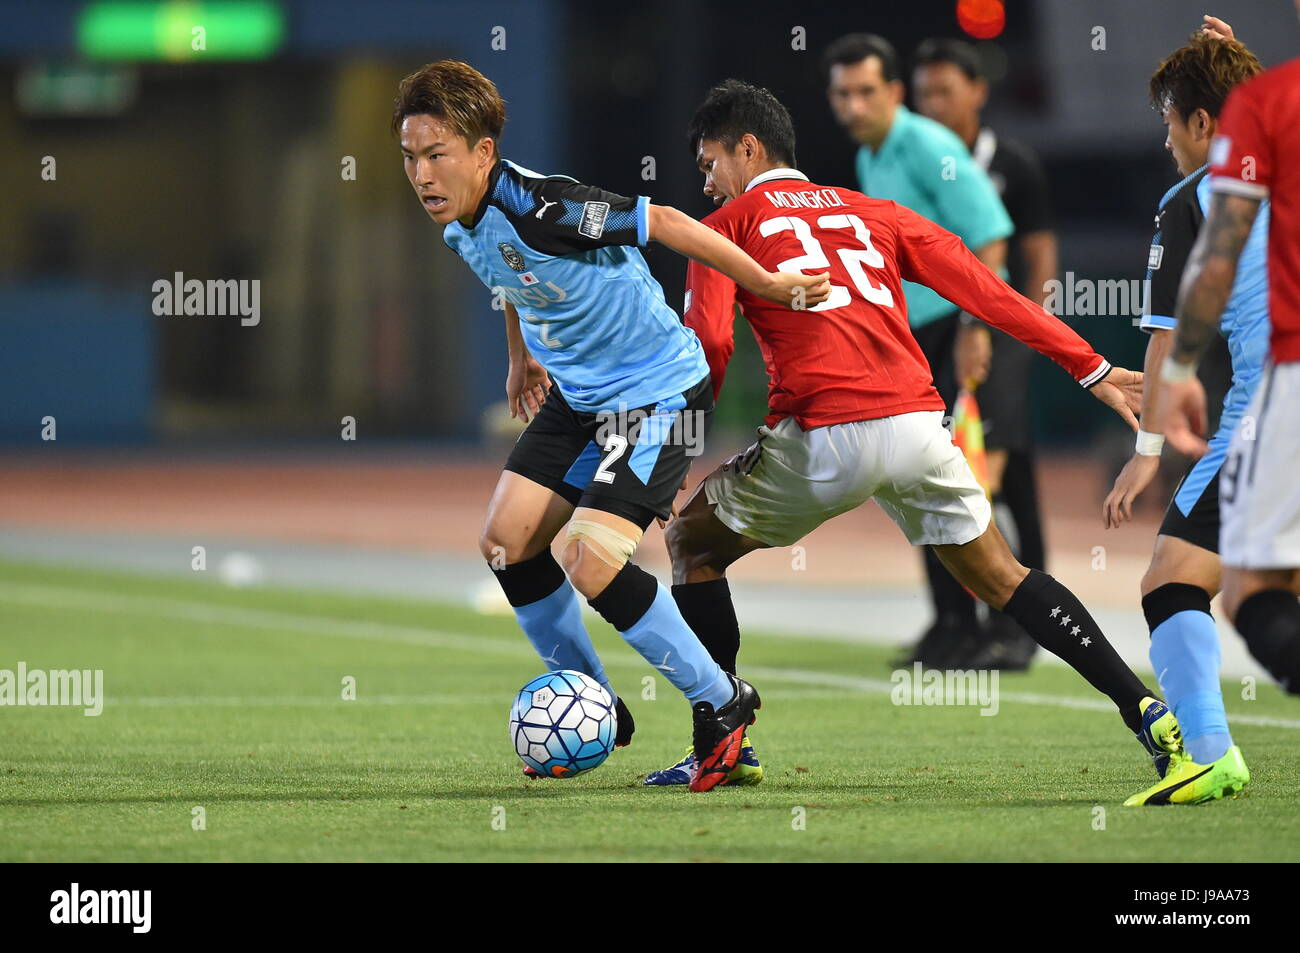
[536,198,558,219]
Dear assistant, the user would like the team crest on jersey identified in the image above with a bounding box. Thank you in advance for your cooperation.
[579,201,610,239]
[498,242,527,272]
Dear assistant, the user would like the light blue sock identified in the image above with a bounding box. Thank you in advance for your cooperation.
[514,580,616,703]
[1150,609,1232,764]
[618,583,733,708]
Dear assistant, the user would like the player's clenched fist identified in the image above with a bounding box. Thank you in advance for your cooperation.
[760,270,832,309]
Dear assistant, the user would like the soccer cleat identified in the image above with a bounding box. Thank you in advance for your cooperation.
[1123,745,1250,806]
[523,695,634,779]
[723,735,764,786]
[1134,696,1183,778]
[643,735,763,787]
[643,747,696,786]
[893,618,969,669]
[689,675,761,793]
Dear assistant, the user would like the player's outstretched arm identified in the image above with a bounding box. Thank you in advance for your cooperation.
[647,204,831,309]
[894,204,1138,429]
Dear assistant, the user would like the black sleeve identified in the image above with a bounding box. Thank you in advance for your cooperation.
[1144,187,1204,328]
[505,173,648,255]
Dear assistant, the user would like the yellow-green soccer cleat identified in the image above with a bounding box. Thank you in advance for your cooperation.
[723,735,763,787]
[1135,696,1183,777]
[642,735,763,786]
[1124,746,1250,806]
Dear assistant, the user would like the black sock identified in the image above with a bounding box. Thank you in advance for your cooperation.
[492,548,566,607]
[671,579,741,674]
[1003,569,1151,732]
[587,561,658,631]
[1236,589,1300,695]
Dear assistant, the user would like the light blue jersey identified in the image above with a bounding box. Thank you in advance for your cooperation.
[1141,168,1270,436]
[1141,165,1270,516]
[443,159,708,413]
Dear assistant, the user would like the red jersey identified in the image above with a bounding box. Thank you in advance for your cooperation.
[1210,58,1300,364]
[685,169,1109,428]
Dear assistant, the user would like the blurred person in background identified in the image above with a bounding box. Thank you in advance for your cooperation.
[823,32,1013,669]
[910,36,1055,671]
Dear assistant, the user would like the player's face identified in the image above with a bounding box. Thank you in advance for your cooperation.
[1160,104,1210,178]
[399,114,494,226]
[912,62,985,136]
[695,139,748,206]
[827,57,902,146]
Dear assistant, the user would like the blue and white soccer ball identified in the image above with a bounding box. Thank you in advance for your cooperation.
[509,670,617,778]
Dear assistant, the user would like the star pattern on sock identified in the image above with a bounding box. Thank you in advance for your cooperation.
[1080,636,1091,647]
[1050,606,1062,618]
[1071,625,1081,637]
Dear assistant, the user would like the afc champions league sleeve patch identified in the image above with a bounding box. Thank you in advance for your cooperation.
[1209,135,1231,169]
[498,242,527,272]
[1148,244,1164,270]
[579,201,610,239]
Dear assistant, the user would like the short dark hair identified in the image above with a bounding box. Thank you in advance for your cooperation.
[913,37,985,82]
[687,79,797,167]
[1148,33,1262,121]
[391,60,506,156]
[821,33,901,84]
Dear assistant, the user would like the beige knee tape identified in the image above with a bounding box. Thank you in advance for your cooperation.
[565,519,639,569]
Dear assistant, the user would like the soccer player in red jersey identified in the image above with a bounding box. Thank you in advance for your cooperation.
[1162,9,1300,695]
[645,80,1183,789]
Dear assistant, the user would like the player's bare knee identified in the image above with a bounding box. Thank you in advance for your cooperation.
[479,520,539,567]
[1139,564,1167,600]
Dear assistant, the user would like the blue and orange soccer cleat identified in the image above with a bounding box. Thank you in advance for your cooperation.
[643,735,763,787]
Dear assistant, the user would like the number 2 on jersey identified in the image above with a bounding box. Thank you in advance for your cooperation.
[759,213,894,311]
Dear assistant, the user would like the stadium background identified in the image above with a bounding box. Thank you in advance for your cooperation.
[3,0,1297,677]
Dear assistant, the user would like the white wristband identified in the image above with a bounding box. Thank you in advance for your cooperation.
[1161,356,1196,383]
[1135,430,1165,456]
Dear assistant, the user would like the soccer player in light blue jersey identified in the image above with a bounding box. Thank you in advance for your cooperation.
[1103,26,1266,805]
[392,60,830,790]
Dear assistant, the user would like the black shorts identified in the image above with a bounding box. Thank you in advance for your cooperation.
[979,327,1035,453]
[503,376,713,530]
[1158,454,1222,554]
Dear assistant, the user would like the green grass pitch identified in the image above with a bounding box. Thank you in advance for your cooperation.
[2,558,1298,862]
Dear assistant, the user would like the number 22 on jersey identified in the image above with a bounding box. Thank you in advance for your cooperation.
[759,213,895,312]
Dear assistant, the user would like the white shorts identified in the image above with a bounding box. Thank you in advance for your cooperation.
[703,411,992,548]
[1221,361,1300,569]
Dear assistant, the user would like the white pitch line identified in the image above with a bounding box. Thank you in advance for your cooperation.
[3,581,1298,729]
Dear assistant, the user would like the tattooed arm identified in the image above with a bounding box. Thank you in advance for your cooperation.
[1171,192,1261,364]
[1160,191,1262,455]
